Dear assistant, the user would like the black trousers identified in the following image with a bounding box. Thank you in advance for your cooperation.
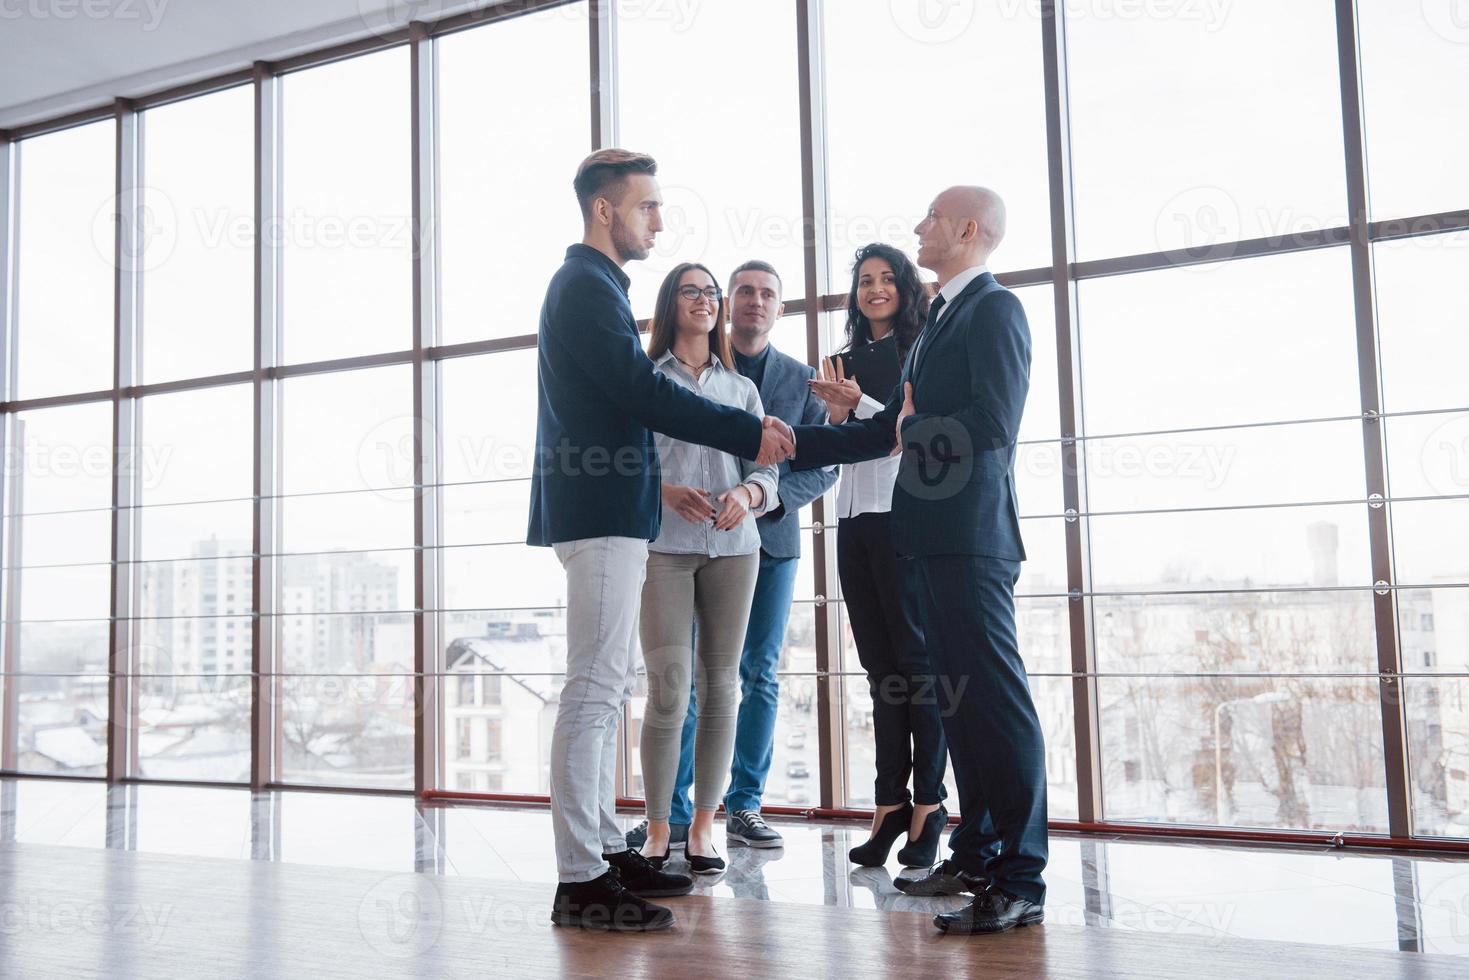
[836,511,947,807]
[909,553,1048,905]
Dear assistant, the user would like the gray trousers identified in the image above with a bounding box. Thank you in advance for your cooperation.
[550,536,647,883]
[638,550,760,823]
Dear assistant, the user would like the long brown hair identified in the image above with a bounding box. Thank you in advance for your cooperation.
[646,262,733,370]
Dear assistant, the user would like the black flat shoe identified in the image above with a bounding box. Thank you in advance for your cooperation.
[934,884,1043,935]
[637,844,671,870]
[687,846,725,875]
[896,804,948,867]
[848,802,913,867]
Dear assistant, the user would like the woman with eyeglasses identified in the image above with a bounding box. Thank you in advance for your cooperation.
[636,262,778,876]
[808,242,948,868]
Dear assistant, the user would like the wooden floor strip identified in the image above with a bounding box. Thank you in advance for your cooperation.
[0,842,1460,979]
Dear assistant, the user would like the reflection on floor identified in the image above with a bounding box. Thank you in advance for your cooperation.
[2,776,1467,961]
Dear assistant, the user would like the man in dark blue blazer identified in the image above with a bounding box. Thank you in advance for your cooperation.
[792,186,1047,935]
[531,149,795,934]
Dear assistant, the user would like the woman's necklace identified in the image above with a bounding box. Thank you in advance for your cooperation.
[675,350,712,375]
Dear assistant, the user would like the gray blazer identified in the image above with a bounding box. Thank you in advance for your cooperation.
[747,343,839,560]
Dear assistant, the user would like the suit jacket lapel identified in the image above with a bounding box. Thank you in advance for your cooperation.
[911,272,997,383]
[757,344,782,406]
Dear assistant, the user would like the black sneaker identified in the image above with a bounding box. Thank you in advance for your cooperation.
[625,820,689,851]
[726,809,784,849]
[550,868,675,932]
[894,859,987,896]
[603,848,694,897]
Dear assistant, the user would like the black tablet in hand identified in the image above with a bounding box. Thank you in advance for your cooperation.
[828,334,900,404]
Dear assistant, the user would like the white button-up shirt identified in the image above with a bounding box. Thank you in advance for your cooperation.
[649,350,779,557]
[835,392,901,518]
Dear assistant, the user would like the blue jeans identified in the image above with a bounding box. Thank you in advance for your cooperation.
[670,551,799,822]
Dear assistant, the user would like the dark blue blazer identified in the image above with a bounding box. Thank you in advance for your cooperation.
[743,344,838,560]
[526,245,763,547]
[790,272,1030,561]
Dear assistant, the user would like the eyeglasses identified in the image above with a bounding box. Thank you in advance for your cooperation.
[677,285,722,302]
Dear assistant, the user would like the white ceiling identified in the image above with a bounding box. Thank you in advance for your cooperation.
[0,0,503,130]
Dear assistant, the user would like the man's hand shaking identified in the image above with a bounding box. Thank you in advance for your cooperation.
[756,415,796,467]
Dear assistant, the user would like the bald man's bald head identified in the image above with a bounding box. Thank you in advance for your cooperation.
[939,185,1006,250]
[914,185,1007,283]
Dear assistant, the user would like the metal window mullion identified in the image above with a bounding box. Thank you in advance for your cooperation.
[0,134,16,771]
[1041,1,1102,825]
[409,23,443,797]
[796,0,843,810]
[107,100,141,783]
[592,0,616,149]
[1334,0,1410,838]
[251,63,283,792]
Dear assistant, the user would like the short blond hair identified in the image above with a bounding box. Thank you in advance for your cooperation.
[573,149,658,221]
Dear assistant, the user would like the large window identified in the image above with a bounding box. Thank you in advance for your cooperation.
[274,366,416,788]
[438,4,591,344]
[140,86,254,383]
[1377,231,1469,838]
[2,0,1465,845]
[132,384,254,781]
[823,0,1051,280]
[1357,0,1469,222]
[1077,248,1386,832]
[13,120,115,399]
[2,403,114,776]
[615,0,805,316]
[1066,1,1346,259]
[280,49,412,364]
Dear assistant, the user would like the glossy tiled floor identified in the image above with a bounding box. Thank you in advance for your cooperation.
[3,776,1468,958]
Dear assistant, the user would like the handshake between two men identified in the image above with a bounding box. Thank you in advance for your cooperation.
[755,414,797,467]
[759,375,919,468]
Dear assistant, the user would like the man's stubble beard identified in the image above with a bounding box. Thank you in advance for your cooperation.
[610,211,650,263]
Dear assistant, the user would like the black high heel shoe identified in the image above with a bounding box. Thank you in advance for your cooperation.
[848,802,913,867]
[895,804,948,868]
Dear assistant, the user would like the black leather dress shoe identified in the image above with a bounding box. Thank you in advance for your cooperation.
[894,858,987,896]
[550,868,675,932]
[603,848,694,897]
[934,884,1044,935]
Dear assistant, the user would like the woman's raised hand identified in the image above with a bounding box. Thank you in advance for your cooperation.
[809,356,863,424]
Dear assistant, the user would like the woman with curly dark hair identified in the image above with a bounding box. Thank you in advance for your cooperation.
[809,242,948,868]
